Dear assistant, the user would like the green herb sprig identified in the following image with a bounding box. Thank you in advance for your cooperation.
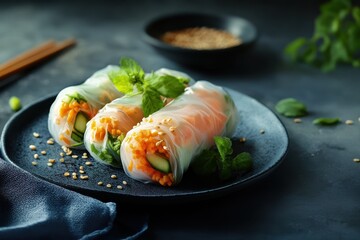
[191,136,252,181]
[284,0,360,72]
[109,57,189,116]
[275,98,308,117]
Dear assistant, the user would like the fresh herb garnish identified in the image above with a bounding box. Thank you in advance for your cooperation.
[191,136,252,181]
[284,0,360,71]
[275,98,308,117]
[9,96,22,112]
[109,57,188,116]
[313,117,341,125]
[90,134,125,167]
[65,92,87,103]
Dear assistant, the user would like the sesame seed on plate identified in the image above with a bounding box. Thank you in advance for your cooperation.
[29,145,37,150]
[33,132,40,138]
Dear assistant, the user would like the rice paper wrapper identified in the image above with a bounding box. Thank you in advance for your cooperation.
[48,65,124,148]
[84,94,143,167]
[120,81,238,186]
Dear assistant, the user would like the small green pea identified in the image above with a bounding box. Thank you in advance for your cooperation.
[9,96,22,112]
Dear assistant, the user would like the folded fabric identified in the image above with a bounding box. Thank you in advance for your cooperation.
[0,157,116,240]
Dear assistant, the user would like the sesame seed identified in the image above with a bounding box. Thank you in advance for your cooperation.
[117,185,123,190]
[66,150,72,156]
[156,140,163,146]
[353,158,360,163]
[82,155,88,159]
[97,181,103,186]
[34,154,39,159]
[47,139,54,145]
[72,175,78,180]
[122,180,128,185]
[64,172,70,177]
[293,118,302,123]
[345,120,354,125]
[79,166,84,170]
[31,161,38,166]
[80,175,89,180]
[59,158,65,163]
[151,129,158,135]
[83,152,88,156]
[239,137,246,143]
[169,126,176,132]
[33,132,40,138]
[29,145,37,150]
[47,162,53,167]
[85,161,92,166]
[41,150,46,155]
[106,184,112,188]
[48,159,56,163]
[111,174,117,179]
[163,146,168,150]
[72,155,78,159]
[158,132,164,136]
[60,152,65,157]
[79,170,85,174]
[72,172,77,176]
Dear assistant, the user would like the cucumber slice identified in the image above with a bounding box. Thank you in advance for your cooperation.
[71,131,83,142]
[146,152,171,173]
[74,111,89,133]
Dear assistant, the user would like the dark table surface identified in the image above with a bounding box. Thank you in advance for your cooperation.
[1,0,360,239]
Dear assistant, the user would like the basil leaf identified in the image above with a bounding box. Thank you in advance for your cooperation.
[275,98,308,117]
[142,87,163,117]
[313,117,341,125]
[284,38,308,61]
[108,69,134,94]
[232,152,252,172]
[120,57,145,85]
[191,149,218,176]
[214,136,233,161]
[146,74,185,98]
[284,0,360,72]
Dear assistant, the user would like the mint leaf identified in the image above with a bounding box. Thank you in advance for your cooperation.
[275,98,308,117]
[284,38,308,61]
[191,149,218,176]
[146,74,185,98]
[232,152,252,172]
[142,87,163,117]
[120,57,145,85]
[108,69,134,94]
[214,136,233,161]
[284,0,360,72]
[313,117,341,125]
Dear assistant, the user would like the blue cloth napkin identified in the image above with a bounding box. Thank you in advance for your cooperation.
[0,158,117,240]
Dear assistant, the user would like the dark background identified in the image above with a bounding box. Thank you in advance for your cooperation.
[1,0,360,239]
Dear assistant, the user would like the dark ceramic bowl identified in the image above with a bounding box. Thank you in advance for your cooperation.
[143,13,258,69]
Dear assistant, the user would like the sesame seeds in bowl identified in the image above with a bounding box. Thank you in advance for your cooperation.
[143,13,257,69]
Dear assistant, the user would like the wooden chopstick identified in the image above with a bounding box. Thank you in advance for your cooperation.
[0,39,76,80]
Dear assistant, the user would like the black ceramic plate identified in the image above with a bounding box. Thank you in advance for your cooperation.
[1,89,288,204]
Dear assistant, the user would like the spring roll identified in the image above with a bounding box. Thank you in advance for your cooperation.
[48,65,124,148]
[120,81,238,186]
[83,68,194,166]
[84,94,143,167]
